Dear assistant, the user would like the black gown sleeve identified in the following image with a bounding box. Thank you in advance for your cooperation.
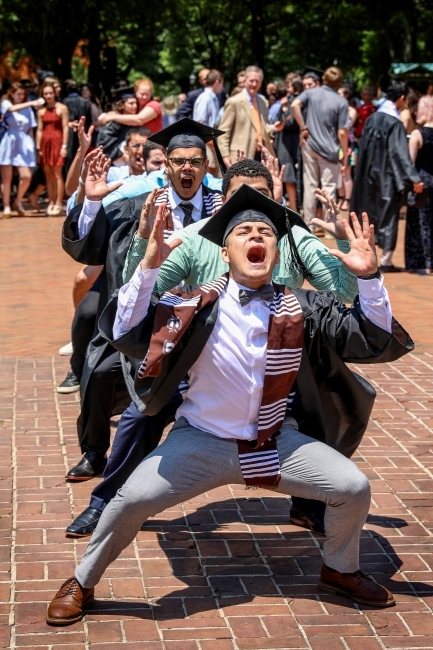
[62,202,110,265]
[297,289,414,364]
[388,120,421,191]
[98,293,158,361]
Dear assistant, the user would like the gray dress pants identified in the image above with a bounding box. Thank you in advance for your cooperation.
[75,419,370,588]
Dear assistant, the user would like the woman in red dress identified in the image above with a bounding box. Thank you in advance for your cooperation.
[98,77,163,134]
[36,83,69,215]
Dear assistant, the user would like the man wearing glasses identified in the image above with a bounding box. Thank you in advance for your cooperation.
[62,119,225,484]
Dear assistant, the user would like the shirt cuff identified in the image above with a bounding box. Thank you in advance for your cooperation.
[133,264,160,287]
[83,196,102,216]
[356,276,384,299]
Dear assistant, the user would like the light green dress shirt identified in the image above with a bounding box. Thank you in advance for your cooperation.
[123,219,358,303]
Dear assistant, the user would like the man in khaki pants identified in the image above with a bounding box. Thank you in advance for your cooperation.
[291,67,349,230]
[218,66,274,166]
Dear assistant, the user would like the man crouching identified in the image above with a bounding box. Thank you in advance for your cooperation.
[46,184,413,625]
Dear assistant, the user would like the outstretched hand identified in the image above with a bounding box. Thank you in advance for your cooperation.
[258,143,285,204]
[77,116,94,153]
[312,188,348,240]
[137,188,173,239]
[85,150,123,201]
[328,211,378,277]
[141,203,182,270]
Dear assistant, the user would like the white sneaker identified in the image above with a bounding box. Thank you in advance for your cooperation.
[59,342,73,356]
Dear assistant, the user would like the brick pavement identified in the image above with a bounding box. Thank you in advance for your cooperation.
[1,215,433,649]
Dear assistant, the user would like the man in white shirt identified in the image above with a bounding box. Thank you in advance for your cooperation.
[47,185,413,625]
[193,69,224,175]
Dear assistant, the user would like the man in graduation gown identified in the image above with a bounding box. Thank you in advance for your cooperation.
[62,119,225,481]
[65,159,359,538]
[46,185,413,626]
[351,80,423,272]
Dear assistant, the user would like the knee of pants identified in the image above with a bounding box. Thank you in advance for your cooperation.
[337,469,370,506]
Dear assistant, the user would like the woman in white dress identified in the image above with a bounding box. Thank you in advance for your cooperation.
[0,82,44,217]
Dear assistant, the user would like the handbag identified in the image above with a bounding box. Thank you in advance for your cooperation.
[407,187,430,209]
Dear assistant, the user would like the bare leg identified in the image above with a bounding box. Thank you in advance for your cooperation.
[0,165,13,209]
[341,167,353,211]
[53,165,65,208]
[285,182,297,212]
[29,184,46,210]
[43,165,55,210]
[16,166,32,207]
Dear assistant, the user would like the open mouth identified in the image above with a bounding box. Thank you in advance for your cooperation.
[247,245,266,264]
[181,177,193,191]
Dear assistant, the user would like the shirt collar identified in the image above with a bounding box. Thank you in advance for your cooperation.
[226,277,273,304]
[243,88,255,105]
[168,183,203,211]
[378,99,400,118]
[204,87,217,99]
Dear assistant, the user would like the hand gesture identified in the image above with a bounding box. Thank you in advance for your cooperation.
[81,147,102,183]
[85,150,123,201]
[312,188,348,240]
[328,211,378,277]
[273,120,284,132]
[235,149,246,162]
[137,188,173,239]
[77,116,94,153]
[258,143,285,204]
[141,203,182,270]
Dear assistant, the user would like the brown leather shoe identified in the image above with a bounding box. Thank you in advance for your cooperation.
[318,565,395,607]
[46,577,94,626]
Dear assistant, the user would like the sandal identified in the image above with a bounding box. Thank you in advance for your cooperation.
[52,204,64,216]
[13,201,26,217]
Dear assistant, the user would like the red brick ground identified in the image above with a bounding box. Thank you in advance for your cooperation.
[1,215,433,649]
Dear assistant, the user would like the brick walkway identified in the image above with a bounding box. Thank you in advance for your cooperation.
[1,216,433,649]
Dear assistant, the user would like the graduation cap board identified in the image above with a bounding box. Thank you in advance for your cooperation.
[301,66,323,82]
[111,85,135,101]
[198,183,308,247]
[148,117,227,174]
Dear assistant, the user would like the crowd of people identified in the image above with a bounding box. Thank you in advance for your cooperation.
[0,63,427,625]
[1,66,432,275]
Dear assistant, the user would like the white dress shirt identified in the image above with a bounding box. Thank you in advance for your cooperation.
[113,266,393,441]
[76,183,204,240]
[193,87,220,127]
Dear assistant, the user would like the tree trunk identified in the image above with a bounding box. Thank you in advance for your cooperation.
[88,14,102,94]
[251,0,265,71]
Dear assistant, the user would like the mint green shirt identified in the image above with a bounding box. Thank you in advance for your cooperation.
[123,219,358,303]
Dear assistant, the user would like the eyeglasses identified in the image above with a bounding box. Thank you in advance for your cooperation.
[168,157,205,168]
[128,143,146,151]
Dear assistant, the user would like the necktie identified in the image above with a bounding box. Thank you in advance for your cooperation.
[239,285,274,306]
[180,200,194,228]
[251,96,263,150]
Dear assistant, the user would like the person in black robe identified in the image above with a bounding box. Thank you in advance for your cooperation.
[46,186,413,626]
[63,79,92,175]
[62,120,225,481]
[351,81,423,272]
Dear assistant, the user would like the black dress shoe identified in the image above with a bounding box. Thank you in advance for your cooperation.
[290,506,326,537]
[66,507,102,538]
[66,451,107,482]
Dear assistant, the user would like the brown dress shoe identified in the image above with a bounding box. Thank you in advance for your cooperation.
[46,577,94,626]
[318,565,395,607]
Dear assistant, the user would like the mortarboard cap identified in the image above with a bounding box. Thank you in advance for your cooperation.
[149,117,227,174]
[198,183,306,247]
[149,117,224,153]
[301,66,323,82]
[111,85,135,101]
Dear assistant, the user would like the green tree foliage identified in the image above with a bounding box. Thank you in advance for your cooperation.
[1,0,433,93]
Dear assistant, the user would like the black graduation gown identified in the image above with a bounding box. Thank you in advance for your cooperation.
[62,185,223,416]
[99,287,413,459]
[96,122,131,161]
[351,112,420,251]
